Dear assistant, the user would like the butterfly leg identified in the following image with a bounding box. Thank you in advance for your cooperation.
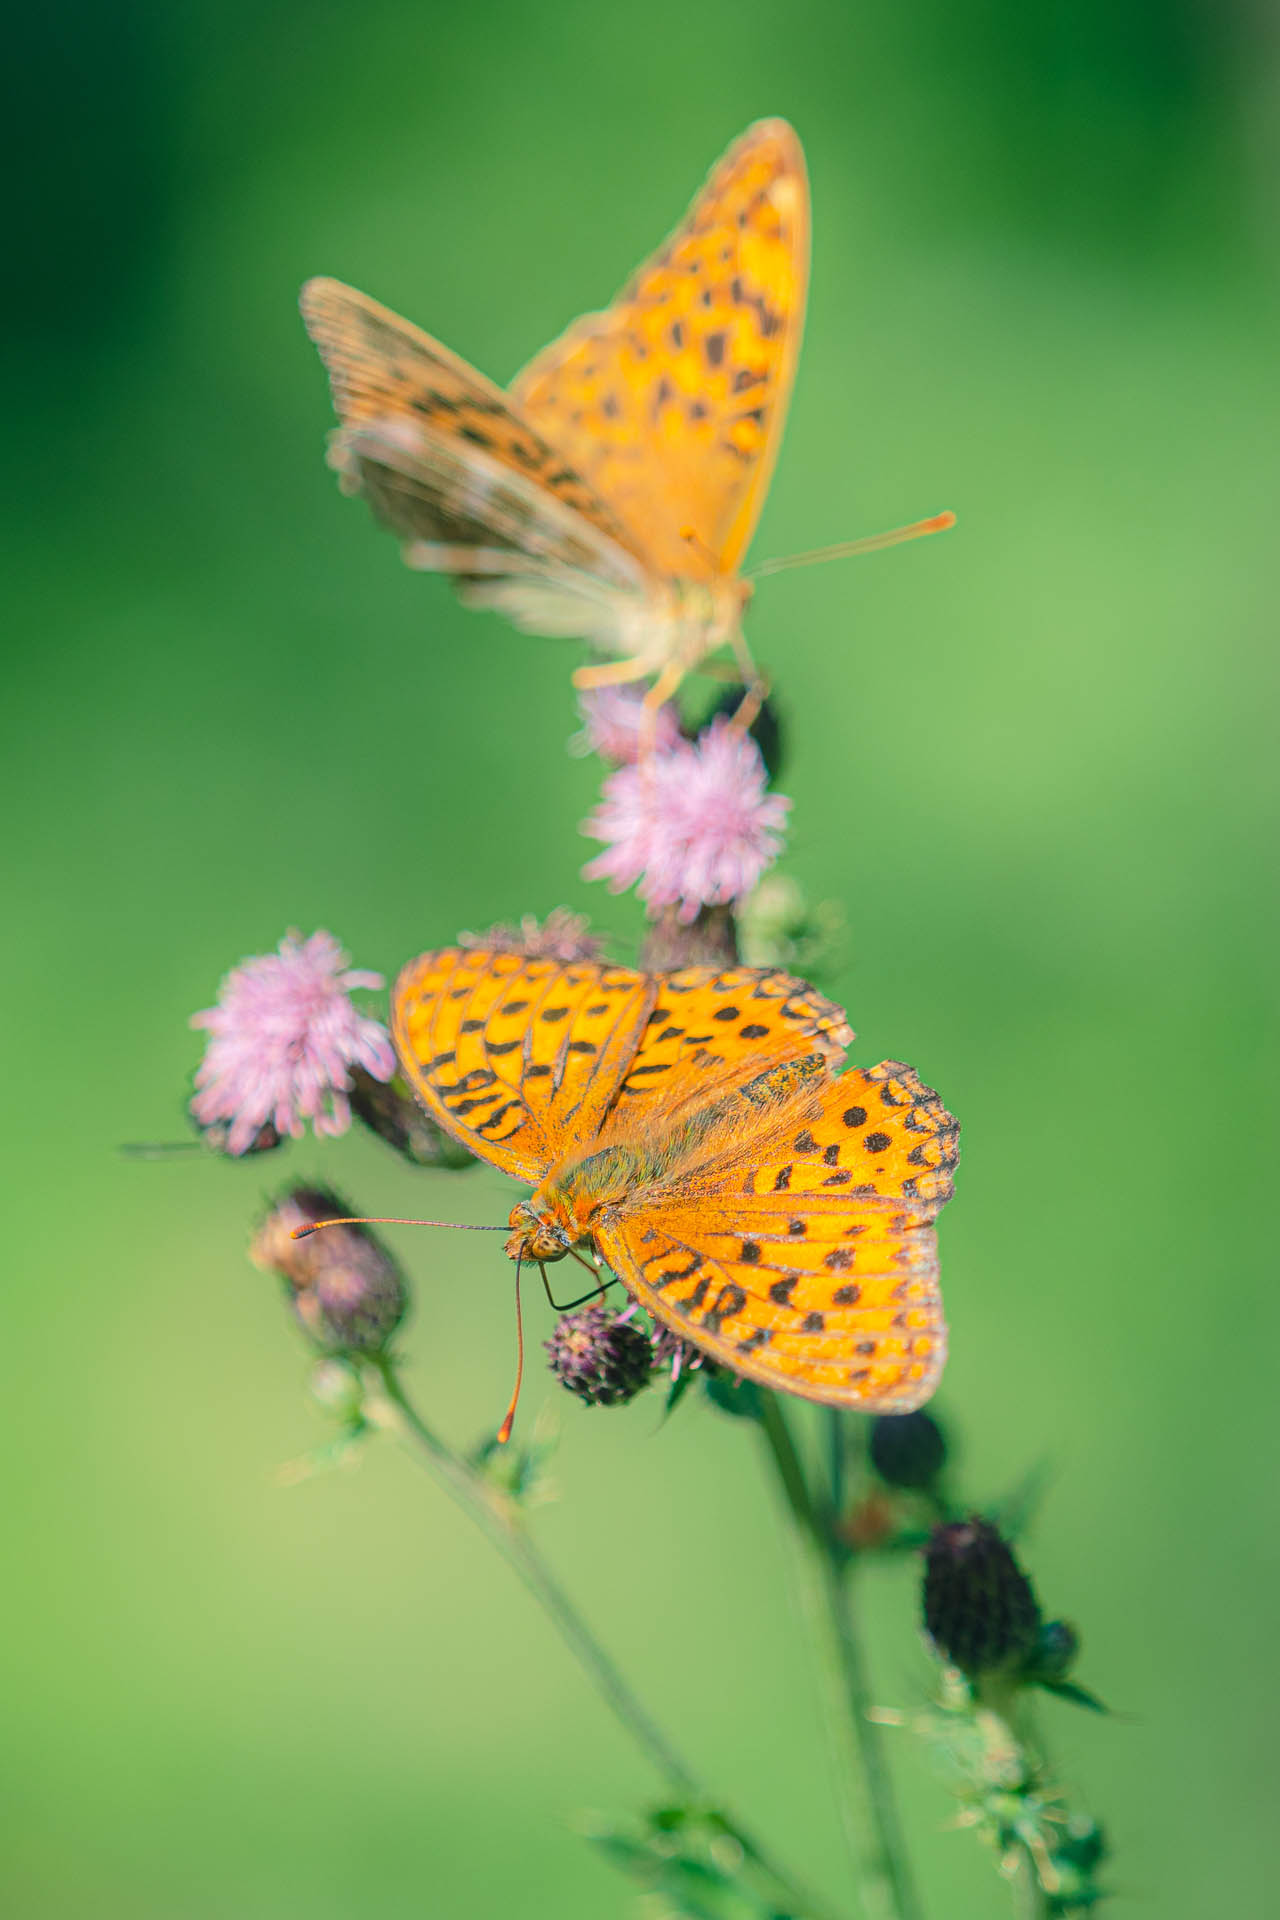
[538,1249,621,1313]
[572,656,651,690]
[725,629,770,737]
[638,659,686,764]
[572,656,688,765]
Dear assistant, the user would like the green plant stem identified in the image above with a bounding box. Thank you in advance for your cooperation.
[369,1358,843,1920]
[1009,1844,1049,1920]
[759,1393,924,1920]
[370,1356,697,1794]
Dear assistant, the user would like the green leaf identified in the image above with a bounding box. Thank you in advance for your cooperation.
[1037,1677,1110,1714]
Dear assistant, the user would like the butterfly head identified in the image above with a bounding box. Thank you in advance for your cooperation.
[504,1198,572,1265]
[506,1147,643,1263]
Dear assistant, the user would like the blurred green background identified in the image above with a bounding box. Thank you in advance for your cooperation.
[5,2,1276,1914]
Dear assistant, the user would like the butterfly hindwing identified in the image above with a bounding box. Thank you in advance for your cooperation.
[392,947,655,1182]
[510,119,809,575]
[594,1063,956,1408]
[597,1190,945,1412]
[742,1061,960,1218]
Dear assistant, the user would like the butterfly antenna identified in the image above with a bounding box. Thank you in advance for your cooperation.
[747,510,956,579]
[292,1216,507,1240]
[496,1256,527,1446]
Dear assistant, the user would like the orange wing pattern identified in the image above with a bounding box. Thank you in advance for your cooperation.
[741,1061,959,1217]
[597,1067,958,1410]
[510,119,809,576]
[600,962,852,1130]
[597,1191,945,1411]
[300,278,647,587]
[392,948,654,1182]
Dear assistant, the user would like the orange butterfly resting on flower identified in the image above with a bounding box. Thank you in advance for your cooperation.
[386,945,958,1418]
[301,119,953,733]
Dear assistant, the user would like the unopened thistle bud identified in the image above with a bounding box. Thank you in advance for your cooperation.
[347,1065,475,1169]
[1027,1618,1080,1682]
[545,1303,653,1408]
[922,1518,1042,1678]
[252,1187,407,1356]
[869,1408,948,1489]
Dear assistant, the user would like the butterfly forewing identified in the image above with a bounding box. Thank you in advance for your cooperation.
[392,948,655,1181]
[510,119,809,575]
[599,963,851,1133]
[300,278,648,592]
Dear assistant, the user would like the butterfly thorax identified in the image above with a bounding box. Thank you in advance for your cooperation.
[655,574,751,674]
[504,1055,828,1266]
[505,1143,658,1264]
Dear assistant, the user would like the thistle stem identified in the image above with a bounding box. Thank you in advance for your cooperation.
[369,1356,696,1793]
[1010,1844,1050,1920]
[759,1393,924,1920]
[369,1358,843,1920]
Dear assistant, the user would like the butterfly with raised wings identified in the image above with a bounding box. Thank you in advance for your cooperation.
[301,119,952,728]
[392,945,959,1412]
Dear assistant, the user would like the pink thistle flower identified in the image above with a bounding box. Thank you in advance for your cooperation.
[649,1321,705,1383]
[459,907,607,964]
[581,718,790,924]
[190,930,396,1156]
[570,686,681,765]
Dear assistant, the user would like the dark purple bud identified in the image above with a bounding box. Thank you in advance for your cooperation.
[922,1517,1042,1677]
[869,1408,948,1488]
[545,1303,653,1407]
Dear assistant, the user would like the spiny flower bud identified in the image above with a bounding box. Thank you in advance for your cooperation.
[347,1065,476,1169]
[251,1187,407,1355]
[922,1518,1042,1678]
[545,1303,653,1408]
[869,1408,948,1489]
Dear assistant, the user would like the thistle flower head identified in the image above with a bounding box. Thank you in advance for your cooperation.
[922,1517,1043,1679]
[545,1302,653,1407]
[571,686,681,765]
[190,930,395,1155]
[458,908,607,964]
[648,1320,704,1383]
[251,1186,407,1355]
[582,718,790,924]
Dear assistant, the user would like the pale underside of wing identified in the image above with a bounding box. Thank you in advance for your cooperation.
[300,277,654,643]
[510,119,809,578]
[392,947,656,1183]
